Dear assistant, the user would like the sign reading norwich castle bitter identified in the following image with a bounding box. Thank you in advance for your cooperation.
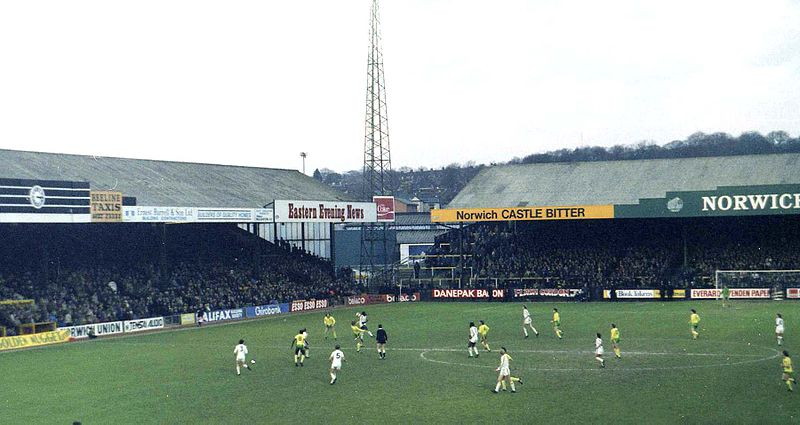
[433,184,800,223]
[431,205,614,223]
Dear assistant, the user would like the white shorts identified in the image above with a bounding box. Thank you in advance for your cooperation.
[524,317,532,325]
[777,326,785,334]
[469,337,478,344]
[331,363,342,370]
[498,367,510,377]
[596,347,604,356]
[236,356,246,364]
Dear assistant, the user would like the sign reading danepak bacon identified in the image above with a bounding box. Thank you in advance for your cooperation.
[274,200,377,223]
[432,289,505,298]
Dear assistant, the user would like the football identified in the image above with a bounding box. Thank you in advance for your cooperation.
[251,360,256,364]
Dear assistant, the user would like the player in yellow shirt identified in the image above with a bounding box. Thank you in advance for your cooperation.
[610,323,621,359]
[551,308,563,339]
[323,313,337,340]
[689,309,701,340]
[782,351,796,392]
[351,321,367,353]
[291,330,307,367]
[478,320,491,352]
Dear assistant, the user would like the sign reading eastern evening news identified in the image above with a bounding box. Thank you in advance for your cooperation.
[274,200,377,223]
[431,205,614,223]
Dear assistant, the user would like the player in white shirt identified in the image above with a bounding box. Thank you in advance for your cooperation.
[355,311,374,337]
[492,347,515,393]
[468,322,480,358]
[595,333,605,368]
[329,344,345,384]
[234,339,252,375]
[776,313,785,346]
[522,305,539,338]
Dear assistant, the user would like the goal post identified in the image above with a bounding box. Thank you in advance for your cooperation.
[714,269,800,293]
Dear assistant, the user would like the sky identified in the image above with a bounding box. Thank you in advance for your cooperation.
[1,0,799,174]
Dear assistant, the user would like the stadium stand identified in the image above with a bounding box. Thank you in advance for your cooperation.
[0,150,359,335]
[0,224,360,335]
[426,216,800,290]
[422,154,800,293]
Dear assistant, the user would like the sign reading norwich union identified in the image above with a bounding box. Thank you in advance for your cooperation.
[615,184,800,218]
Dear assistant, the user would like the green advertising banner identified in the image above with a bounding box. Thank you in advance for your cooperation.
[614,184,800,218]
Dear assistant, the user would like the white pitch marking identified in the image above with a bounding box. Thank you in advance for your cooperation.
[416,346,780,372]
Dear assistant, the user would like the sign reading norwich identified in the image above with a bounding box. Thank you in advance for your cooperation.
[431,205,614,223]
[615,184,800,218]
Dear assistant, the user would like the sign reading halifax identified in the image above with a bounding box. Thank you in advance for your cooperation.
[200,308,245,323]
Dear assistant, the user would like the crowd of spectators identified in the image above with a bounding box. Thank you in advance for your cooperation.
[0,224,358,334]
[425,216,800,290]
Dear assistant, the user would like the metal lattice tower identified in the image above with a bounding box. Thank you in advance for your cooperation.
[359,0,392,286]
[362,0,391,197]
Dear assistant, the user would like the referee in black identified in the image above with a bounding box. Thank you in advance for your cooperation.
[376,324,388,359]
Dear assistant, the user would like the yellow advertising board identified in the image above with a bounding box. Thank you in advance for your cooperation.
[431,205,614,223]
[0,329,71,351]
[91,191,123,222]
[0,299,33,305]
[180,313,196,326]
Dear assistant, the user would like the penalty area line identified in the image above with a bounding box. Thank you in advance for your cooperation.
[415,347,780,372]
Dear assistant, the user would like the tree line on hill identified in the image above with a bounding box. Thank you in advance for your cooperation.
[314,131,800,205]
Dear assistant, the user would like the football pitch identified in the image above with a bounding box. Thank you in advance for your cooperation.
[3,301,798,424]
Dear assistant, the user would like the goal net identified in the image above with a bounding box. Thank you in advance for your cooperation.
[715,270,800,291]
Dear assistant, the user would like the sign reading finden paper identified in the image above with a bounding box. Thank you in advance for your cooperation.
[431,205,614,223]
[91,191,122,222]
[691,288,771,299]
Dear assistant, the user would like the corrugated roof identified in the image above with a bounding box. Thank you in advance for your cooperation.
[448,153,800,208]
[0,149,352,207]
[396,229,447,244]
[394,212,433,226]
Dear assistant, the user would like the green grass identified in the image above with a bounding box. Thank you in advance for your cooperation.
[3,301,799,424]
